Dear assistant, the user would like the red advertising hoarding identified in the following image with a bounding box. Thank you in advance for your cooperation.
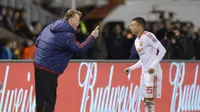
[0,62,199,112]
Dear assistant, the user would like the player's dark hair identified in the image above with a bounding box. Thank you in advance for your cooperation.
[132,17,146,28]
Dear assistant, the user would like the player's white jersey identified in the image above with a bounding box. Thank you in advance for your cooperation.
[135,31,162,73]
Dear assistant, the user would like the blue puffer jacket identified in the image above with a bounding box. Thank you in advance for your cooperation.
[34,19,95,74]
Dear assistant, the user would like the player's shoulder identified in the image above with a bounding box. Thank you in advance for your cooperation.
[143,31,156,39]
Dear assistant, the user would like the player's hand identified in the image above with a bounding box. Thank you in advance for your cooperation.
[91,26,99,38]
[124,68,130,75]
[148,68,155,74]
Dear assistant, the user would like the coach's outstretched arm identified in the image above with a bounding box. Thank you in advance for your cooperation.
[65,26,99,54]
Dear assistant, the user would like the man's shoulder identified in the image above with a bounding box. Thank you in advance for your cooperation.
[143,31,156,39]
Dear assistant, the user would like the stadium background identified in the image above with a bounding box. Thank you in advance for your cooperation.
[0,0,200,112]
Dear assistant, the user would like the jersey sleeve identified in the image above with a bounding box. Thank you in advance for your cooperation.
[145,33,161,49]
[145,32,166,68]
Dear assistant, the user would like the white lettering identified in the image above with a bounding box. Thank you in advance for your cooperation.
[79,62,141,112]
[0,66,36,112]
[170,62,200,111]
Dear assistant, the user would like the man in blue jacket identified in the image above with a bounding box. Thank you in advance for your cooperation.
[34,9,99,112]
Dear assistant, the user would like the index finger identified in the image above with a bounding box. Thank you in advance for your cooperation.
[95,25,99,30]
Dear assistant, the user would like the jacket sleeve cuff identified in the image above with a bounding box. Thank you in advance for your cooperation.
[89,35,96,40]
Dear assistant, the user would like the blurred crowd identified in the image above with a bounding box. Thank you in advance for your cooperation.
[0,6,42,59]
[0,5,200,60]
[145,19,200,60]
[73,19,200,60]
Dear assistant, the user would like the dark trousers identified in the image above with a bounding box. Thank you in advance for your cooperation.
[34,66,59,112]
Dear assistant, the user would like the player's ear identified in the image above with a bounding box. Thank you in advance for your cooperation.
[68,18,72,23]
[139,24,143,29]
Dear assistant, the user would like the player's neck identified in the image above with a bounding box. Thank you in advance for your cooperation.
[137,30,145,38]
